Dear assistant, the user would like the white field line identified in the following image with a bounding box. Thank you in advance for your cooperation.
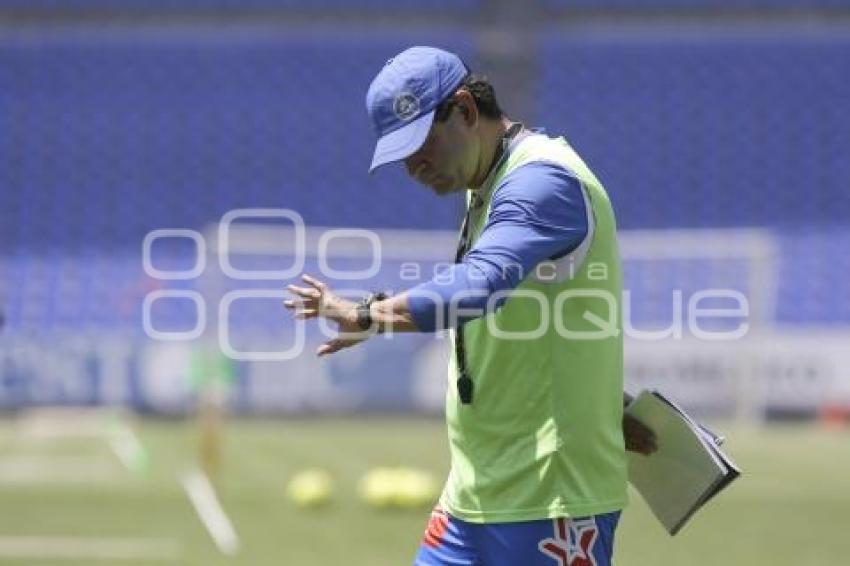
[180,469,239,556]
[15,409,112,441]
[0,536,180,561]
[107,424,145,472]
[0,456,120,484]
[11,410,146,476]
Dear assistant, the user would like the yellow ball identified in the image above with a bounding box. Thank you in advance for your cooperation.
[358,467,439,510]
[358,467,398,509]
[394,468,439,509]
[286,469,334,508]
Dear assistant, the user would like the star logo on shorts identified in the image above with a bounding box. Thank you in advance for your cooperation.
[538,517,599,566]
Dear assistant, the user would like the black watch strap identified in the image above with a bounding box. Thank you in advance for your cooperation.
[355,292,388,331]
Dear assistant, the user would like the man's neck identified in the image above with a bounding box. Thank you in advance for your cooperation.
[469,116,515,192]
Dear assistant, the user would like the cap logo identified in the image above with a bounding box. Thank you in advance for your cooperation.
[393,91,420,121]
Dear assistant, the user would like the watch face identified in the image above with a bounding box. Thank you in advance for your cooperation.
[356,303,372,330]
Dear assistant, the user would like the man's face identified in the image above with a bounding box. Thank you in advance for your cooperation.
[403,97,479,195]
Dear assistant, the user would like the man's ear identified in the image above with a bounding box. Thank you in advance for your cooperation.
[457,91,478,127]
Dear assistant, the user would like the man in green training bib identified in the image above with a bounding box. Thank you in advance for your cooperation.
[284,46,654,565]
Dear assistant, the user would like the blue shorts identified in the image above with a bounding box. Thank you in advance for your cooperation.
[414,507,621,566]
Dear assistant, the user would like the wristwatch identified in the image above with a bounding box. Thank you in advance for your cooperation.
[355,292,389,331]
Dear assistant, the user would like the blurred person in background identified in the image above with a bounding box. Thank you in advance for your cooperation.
[285,46,654,566]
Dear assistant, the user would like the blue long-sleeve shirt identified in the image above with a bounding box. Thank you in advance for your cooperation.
[407,161,590,331]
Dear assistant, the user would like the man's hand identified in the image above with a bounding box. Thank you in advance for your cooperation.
[283,274,371,357]
[623,413,658,455]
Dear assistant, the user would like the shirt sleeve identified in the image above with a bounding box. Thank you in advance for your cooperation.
[407,161,590,332]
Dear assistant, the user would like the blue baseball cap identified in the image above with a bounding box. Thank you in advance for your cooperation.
[366,46,469,174]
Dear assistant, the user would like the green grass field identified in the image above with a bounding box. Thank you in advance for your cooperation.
[0,417,848,565]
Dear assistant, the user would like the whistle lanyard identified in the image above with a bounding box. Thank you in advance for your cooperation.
[452,123,526,405]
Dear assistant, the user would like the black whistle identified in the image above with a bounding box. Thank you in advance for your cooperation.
[457,376,474,404]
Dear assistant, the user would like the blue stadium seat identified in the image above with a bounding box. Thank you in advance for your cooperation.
[0,0,478,11]
[0,29,473,253]
[542,0,849,9]
[776,228,850,324]
[539,27,850,230]
[1,24,848,332]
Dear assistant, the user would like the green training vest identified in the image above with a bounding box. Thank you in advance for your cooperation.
[440,132,628,523]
